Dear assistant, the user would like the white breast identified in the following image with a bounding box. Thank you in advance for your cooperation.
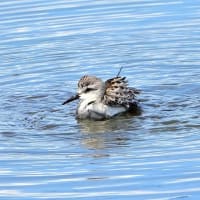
[77,100,126,119]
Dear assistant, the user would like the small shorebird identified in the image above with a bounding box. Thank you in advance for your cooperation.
[62,73,140,120]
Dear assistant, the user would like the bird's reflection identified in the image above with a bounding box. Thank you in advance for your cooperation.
[78,115,130,133]
[77,114,140,150]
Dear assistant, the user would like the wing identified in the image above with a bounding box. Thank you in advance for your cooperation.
[103,76,140,108]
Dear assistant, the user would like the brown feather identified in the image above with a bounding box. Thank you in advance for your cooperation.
[103,76,139,108]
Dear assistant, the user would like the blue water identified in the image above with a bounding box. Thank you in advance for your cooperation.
[0,0,200,199]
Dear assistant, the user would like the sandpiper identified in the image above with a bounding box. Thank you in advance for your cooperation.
[62,74,140,120]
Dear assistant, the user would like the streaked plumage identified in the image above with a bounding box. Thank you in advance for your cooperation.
[103,76,139,107]
[63,75,140,120]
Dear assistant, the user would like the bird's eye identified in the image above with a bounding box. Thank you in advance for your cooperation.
[85,88,96,93]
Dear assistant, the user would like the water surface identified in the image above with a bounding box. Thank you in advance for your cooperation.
[0,0,200,199]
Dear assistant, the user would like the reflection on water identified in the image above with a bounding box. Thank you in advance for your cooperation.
[78,117,135,149]
[78,113,141,134]
[0,0,200,199]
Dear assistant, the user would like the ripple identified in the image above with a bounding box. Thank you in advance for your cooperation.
[0,0,200,199]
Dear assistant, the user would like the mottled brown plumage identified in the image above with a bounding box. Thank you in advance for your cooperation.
[103,76,139,108]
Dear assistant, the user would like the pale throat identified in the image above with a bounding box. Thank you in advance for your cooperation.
[79,89,103,108]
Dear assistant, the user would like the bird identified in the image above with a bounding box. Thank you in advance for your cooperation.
[62,74,140,120]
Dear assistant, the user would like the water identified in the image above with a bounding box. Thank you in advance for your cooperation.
[0,0,200,199]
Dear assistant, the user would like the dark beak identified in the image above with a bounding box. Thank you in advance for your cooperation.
[62,94,79,105]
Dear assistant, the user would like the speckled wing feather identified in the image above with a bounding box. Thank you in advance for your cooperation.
[103,76,139,108]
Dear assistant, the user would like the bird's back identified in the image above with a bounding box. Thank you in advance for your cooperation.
[103,76,140,108]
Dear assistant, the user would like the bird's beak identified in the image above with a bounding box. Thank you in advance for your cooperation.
[62,94,79,105]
